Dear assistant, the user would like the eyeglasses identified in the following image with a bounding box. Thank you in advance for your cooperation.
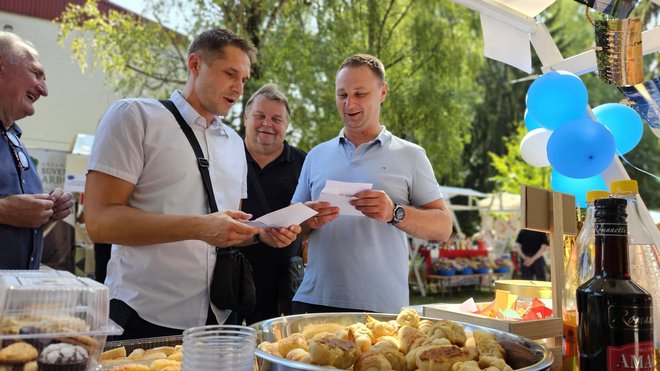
[2,130,30,171]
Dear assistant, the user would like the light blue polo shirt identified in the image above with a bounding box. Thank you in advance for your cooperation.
[291,126,443,313]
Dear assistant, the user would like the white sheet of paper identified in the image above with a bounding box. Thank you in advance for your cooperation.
[494,0,554,18]
[481,14,532,73]
[244,202,317,228]
[318,180,373,216]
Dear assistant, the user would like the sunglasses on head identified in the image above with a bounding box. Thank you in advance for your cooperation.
[2,130,30,171]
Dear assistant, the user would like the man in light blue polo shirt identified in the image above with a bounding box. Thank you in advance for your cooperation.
[291,54,452,314]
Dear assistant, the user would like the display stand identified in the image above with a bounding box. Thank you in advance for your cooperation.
[424,185,575,370]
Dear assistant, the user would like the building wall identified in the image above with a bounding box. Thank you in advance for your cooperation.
[0,11,120,151]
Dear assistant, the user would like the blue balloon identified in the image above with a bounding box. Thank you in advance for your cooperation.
[547,118,616,178]
[551,170,608,207]
[524,109,543,131]
[526,71,588,130]
[592,103,644,155]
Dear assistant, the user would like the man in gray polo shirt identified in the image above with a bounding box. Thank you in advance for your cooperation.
[291,54,452,314]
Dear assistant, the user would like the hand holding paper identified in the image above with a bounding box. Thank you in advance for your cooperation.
[244,202,317,228]
[318,180,373,216]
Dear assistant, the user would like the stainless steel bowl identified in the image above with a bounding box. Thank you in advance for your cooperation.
[251,312,553,371]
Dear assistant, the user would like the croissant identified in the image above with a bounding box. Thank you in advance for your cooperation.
[353,350,393,371]
[309,333,360,369]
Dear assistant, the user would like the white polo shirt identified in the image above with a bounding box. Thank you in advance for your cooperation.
[88,91,247,329]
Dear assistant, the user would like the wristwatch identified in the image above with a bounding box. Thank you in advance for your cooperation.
[388,203,405,225]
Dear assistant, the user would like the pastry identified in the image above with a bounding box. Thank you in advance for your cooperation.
[451,360,481,371]
[277,333,308,357]
[110,364,149,371]
[148,358,180,371]
[0,342,38,364]
[37,343,88,371]
[415,345,477,371]
[0,360,37,371]
[353,350,393,371]
[347,323,374,352]
[473,330,505,360]
[396,308,420,328]
[286,348,311,363]
[308,333,359,369]
[101,346,127,361]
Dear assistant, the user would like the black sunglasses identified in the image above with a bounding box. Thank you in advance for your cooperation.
[2,130,30,171]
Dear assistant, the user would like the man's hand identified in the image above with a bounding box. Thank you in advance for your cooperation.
[302,201,339,230]
[48,188,74,221]
[0,194,54,228]
[201,210,261,247]
[351,190,394,223]
[259,225,302,248]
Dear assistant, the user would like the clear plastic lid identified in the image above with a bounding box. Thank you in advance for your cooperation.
[0,270,121,338]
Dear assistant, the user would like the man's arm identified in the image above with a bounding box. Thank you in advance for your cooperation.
[527,243,550,265]
[351,190,452,241]
[85,171,261,247]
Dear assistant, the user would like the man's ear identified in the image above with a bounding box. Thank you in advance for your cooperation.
[188,53,201,76]
[380,82,388,103]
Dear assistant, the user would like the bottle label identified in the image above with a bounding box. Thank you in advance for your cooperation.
[596,222,628,237]
[607,341,654,370]
[608,305,654,330]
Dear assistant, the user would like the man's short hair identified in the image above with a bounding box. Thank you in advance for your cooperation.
[188,28,257,65]
[337,54,385,83]
[245,83,291,120]
[0,32,36,65]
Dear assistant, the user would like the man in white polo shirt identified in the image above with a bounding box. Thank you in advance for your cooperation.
[291,54,452,314]
[85,28,301,339]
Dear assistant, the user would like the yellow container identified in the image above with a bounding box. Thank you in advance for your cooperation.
[494,280,553,299]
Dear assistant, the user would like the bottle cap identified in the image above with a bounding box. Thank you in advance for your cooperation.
[610,179,638,194]
[586,190,609,203]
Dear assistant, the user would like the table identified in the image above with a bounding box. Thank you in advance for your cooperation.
[426,272,505,297]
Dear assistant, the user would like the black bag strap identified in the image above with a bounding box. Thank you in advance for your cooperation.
[159,99,218,213]
[247,161,272,214]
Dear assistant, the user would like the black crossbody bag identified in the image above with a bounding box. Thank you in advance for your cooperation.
[246,165,305,298]
[160,100,256,313]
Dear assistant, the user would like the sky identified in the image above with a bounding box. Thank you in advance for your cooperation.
[110,0,189,33]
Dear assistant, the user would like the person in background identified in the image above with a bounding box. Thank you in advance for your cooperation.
[514,229,550,281]
[0,31,73,270]
[291,54,453,314]
[236,83,306,325]
[84,28,301,339]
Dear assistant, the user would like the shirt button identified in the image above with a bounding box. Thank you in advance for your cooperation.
[34,230,37,235]
[30,257,34,262]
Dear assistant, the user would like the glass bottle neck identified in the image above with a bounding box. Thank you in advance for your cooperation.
[597,227,630,279]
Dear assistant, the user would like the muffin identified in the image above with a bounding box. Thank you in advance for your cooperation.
[37,343,88,371]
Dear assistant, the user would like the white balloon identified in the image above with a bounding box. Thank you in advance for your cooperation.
[519,128,552,167]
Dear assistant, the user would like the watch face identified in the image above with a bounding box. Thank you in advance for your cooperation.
[394,205,405,221]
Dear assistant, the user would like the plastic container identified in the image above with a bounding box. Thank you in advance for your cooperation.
[611,179,660,364]
[182,324,256,371]
[0,270,122,370]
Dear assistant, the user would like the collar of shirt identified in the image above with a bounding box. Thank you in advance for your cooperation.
[1,122,22,137]
[170,91,227,136]
[338,125,392,147]
[244,140,293,168]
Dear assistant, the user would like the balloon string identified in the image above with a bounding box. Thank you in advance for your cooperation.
[619,154,660,181]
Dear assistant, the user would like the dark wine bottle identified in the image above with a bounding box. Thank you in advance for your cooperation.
[577,197,654,371]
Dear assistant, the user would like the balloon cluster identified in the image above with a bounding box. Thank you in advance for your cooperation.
[520,71,644,206]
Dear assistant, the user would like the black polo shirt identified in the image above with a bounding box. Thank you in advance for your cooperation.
[238,141,306,271]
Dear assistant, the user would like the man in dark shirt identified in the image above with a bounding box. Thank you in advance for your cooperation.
[237,83,306,324]
[514,229,550,281]
[0,32,73,269]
